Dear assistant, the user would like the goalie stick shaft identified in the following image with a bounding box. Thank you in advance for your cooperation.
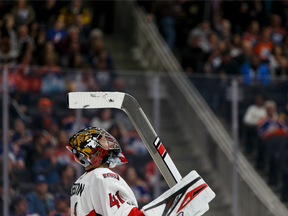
[121,94,182,187]
[67,92,182,188]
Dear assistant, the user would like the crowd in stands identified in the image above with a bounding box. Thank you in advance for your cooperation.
[0,1,160,215]
[138,0,288,83]
[243,96,288,201]
[137,0,288,203]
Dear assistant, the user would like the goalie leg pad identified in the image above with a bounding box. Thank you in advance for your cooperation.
[142,171,215,216]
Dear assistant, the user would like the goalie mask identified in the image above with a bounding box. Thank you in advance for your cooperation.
[66,127,128,168]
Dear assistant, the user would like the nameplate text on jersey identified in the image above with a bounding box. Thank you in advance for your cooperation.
[71,183,85,197]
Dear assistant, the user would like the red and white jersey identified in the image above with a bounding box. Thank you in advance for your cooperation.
[70,167,144,216]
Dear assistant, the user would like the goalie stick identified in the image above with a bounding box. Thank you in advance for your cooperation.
[67,91,181,187]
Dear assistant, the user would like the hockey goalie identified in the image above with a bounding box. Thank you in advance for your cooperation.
[67,127,215,216]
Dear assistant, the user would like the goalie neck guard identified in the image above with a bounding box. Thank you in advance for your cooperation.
[66,127,128,168]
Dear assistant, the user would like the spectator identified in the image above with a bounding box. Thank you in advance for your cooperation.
[38,41,59,66]
[218,19,231,43]
[243,94,266,153]
[243,20,260,48]
[114,109,134,133]
[34,26,47,63]
[202,50,220,74]
[42,118,59,146]
[0,158,20,191]
[17,24,34,55]
[123,166,151,208]
[0,35,18,64]
[271,1,288,30]
[29,22,39,40]
[59,0,91,26]
[39,54,65,93]
[233,40,253,69]
[182,35,205,73]
[59,38,82,67]
[68,52,86,69]
[152,1,176,49]
[255,60,271,85]
[26,175,54,216]
[244,95,267,127]
[25,132,50,169]
[48,192,70,216]
[216,51,238,76]
[55,130,77,166]
[94,49,114,71]
[73,14,89,46]
[268,14,286,45]
[95,60,117,91]
[32,97,56,131]
[14,53,42,94]
[36,0,59,25]
[12,118,33,148]
[230,34,242,58]
[212,13,225,36]
[1,13,18,51]
[269,45,283,77]
[46,16,67,45]
[9,61,32,114]
[240,55,270,85]
[257,101,288,185]
[88,40,114,70]
[11,0,35,25]
[126,128,148,156]
[0,130,25,169]
[258,101,288,140]
[275,56,288,78]
[108,123,127,152]
[57,26,80,56]
[207,31,218,53]
[88,28,103,45]
[187,20,212,53]
[88,38,104,59]
[10,195,40,216]
[112,77,125,92]
[33,144,60,184]
[50,165,75,196]
[90,108,114,131]
[254,27,273,61]
[15,50,33,73]
[61,110,90,137]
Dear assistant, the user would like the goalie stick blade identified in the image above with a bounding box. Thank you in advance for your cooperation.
[66,92,125,109]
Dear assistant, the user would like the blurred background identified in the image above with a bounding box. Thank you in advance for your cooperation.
[1,0,288,216]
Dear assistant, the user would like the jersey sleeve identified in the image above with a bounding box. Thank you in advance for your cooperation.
[90,174,145,216]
